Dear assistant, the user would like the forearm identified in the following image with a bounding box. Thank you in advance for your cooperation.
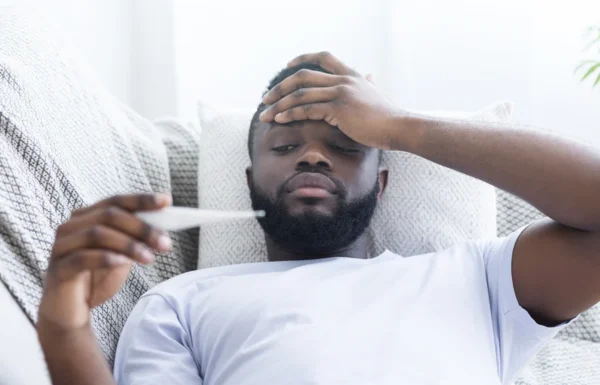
[38,320,116,385]
[395,113,600,232]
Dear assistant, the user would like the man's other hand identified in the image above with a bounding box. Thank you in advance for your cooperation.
[38,193,173,332]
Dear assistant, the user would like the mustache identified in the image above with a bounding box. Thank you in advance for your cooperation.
[276,167,348,199]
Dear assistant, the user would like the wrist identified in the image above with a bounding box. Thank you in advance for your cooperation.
[37,315,92,349]
[385,109,422,153]
[37,316,114,385]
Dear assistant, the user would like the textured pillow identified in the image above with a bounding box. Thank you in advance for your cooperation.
[0,5,200,367]
[197,101,512,268]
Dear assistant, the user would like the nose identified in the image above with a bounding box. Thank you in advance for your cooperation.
[295,143,332,170]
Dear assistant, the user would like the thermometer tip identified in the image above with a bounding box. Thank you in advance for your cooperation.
[255,210,266,218]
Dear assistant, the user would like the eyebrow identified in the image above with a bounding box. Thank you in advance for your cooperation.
[263,122,364,146]
[262,122,303,140]
[267,121,349,134]
[268,121,305,130]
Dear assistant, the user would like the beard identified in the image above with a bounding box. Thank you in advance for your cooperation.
[250,175,379,258]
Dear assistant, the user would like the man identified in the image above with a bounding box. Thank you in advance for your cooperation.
[37,52,600,385]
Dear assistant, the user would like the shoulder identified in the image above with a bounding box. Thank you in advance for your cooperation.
[121,261,283,344]
[143,261,273,299]
[375,242,489,279]
[385,239,487,264]
[431,227,528,268]
[142,259,313,302]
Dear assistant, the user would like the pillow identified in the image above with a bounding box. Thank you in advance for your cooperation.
[0,4,200,366]
[197,101,512,268]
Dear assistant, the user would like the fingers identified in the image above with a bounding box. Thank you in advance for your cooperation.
[71,193,171,217]
[51,250,131,281]
[52,225,158,264]
[53,193,173,270]
[272,102,334,125]
[262,70,343,106]
[260,86,339,122]
[287,52,358,76]
[56,206,170,251]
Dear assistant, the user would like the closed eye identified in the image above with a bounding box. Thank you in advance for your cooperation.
[272,145,298,154]
[331,144,360,154]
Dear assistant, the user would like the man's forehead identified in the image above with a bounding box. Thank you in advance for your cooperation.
[257,120,347,137]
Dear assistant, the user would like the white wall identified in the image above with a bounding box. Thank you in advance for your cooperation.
[383,0,600,144]
[33,0,177,119]
[170,0,600,145]
[171,0,386,120]
[528,2,600,143]
[25,0,600,147]
[32,0,134,106]
[130,0,177,119]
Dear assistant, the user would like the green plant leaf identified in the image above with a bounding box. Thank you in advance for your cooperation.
[594,72,600,88]
[574,60,598,74]
[573,60,596,73]
[581,62,600,81]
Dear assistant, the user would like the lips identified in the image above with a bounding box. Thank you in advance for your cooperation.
[285,172,338,194]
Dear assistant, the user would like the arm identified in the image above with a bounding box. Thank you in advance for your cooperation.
[259,51,600,325]
[397,115,600,234]
[399,115,600,324]
[113,294,202,385]
[37,193,173,385]
[37,323,114,385]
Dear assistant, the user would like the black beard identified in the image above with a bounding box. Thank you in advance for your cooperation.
[250,178,379,258]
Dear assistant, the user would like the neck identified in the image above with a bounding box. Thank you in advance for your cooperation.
[265,234,369,262]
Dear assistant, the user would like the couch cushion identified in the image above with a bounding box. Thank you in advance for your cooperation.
[0,4,200,366]
[196,101,511,268]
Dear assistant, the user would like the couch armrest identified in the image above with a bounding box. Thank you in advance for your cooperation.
[0,280,51,385]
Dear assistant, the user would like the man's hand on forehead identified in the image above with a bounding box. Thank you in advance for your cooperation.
[259,52,407,151]
[261,52,360,106]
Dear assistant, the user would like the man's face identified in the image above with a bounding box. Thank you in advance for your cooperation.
[247,120,387,257]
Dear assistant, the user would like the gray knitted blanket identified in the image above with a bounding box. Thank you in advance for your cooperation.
[1,4,598,383]
[0,7,200,365]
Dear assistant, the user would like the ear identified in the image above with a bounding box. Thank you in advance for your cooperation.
[246,166,253,190]
[377,168,388,200]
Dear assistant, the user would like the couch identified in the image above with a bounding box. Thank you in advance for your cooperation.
[1,4,598,385]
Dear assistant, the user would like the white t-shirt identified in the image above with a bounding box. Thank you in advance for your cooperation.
[113,228,571,385]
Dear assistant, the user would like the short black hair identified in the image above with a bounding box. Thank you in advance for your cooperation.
[248,63,331,160]
[247,63,383,163]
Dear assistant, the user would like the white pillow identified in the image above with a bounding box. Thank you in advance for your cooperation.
[197,101,512,268]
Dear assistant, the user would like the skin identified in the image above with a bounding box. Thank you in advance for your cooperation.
[260,52,600,326]
[37,52,600,384]
[38,194,173,385]
[246,120,388,261]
